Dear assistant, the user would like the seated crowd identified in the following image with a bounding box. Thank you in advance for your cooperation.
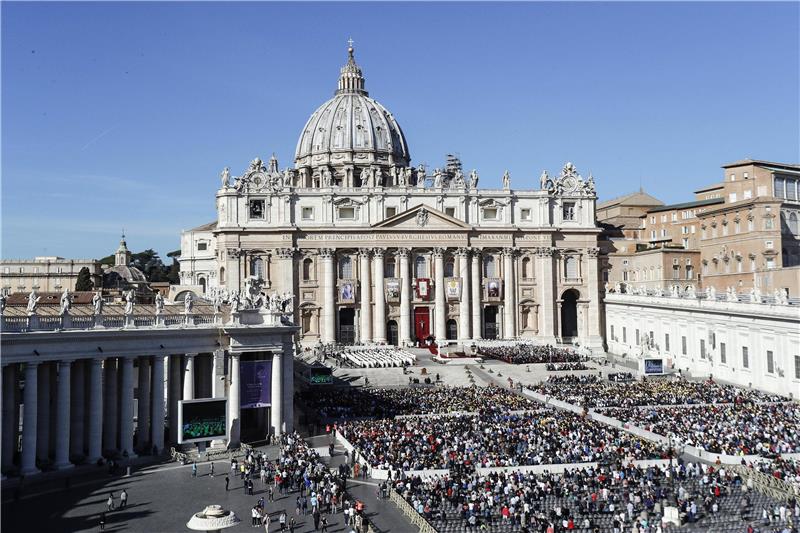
[598,402,800,457]
[546,362,589,372]
[299,385,538,421]
[338,407,665,471]
[330,346,417,368]
[478,344,584,365]
[750,457,800,493]
[528,375,787,409]
[395,460,799,532]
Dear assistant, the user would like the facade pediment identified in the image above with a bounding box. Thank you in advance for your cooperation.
[372,205,471,230]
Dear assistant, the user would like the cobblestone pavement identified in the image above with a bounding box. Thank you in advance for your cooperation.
[1,441,410,533]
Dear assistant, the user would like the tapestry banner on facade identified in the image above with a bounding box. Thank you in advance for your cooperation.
[385,278,401,302]
[445,277,461,300]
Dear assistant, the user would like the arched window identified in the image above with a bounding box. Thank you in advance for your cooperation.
[444,258,455,277]
[415,256,427,278]
[521,257,531,279]
[303,258,313,281]
[199,278,206,294]
[219,267,225,283]
[251,258,264,279]
[483,255,496,277]
[789,212,799,235]
[339,256,353,278]
[565,256,578,280]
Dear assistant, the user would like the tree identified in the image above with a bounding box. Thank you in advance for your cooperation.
[75,267,94,291]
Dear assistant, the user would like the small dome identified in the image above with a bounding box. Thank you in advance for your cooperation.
[294,46,410,171]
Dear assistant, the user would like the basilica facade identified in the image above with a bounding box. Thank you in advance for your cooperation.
[178,46,604,350]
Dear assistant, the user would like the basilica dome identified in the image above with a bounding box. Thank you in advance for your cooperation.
[294,46,410,174]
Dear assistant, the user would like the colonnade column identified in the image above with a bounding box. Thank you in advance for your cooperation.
[86,358,103,463]
[471,250,482,340]
[2,365,17,473]
[167,355,181,445]
[538,247,556,340]
[359,248,372,343]
[150,355,165,454]
[54,361,72,469]
[137,356,151,450]
[182,354,195,401]
[320,249,336,343]
[70,360,85,458]
[503,247,516,339]
[456,248,471,342]
[270,352,283,436]
[281,341,294,433]
[103,358,118,452]
[398,248,411,346]
[434,247,447,341]
[36,362,50,462]
[372,249,386,343]
[119,357,135,458]
[227,354,241,446]
[20,362,39,475]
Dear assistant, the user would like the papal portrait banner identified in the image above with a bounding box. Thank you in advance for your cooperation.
[240,359,273,409]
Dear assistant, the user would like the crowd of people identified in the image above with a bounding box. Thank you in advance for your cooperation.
[529,375,788,409]
[598,403,800,457]
[298,385,539,421]
[477,344,584,365]
[394,460,798,532]
[338,407,666,471]
[750,457,800,493]
[545,362,589,372]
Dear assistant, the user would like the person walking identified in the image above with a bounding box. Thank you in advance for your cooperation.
[192,462,197,477]
[106,493,115,512]
[210,462,215,477]
[99,512,106,531]
[313,508,321,531]
[225,474,230,491]
[279,511,287,532]
[320,515,329,533]
[289,517,296,533]
[119,489,128,509]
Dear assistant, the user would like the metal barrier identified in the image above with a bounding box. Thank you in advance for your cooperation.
[388,489,437,533]
[729,464,797,501]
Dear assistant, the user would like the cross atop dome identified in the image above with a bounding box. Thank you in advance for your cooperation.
[337,38,367,96]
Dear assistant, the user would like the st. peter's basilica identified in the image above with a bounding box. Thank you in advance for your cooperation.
[177,46,603,351]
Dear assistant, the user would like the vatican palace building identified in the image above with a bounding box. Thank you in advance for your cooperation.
[177,46,604,351]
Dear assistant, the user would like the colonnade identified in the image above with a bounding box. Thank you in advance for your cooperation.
[0,349,289,476]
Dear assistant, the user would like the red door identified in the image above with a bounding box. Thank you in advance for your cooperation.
[414,307,430,347]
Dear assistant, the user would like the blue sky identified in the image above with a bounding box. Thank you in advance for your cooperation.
[2,1,798,259]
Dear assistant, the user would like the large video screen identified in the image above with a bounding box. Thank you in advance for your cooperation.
[179,398,227,444]
[644,358,664,375]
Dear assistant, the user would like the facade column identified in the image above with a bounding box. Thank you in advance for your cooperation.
[182,354,195,401]
[538,247,557,341]
[118,357,136,458]
[434,247,447,341]
[586,247,603,349]
[36,362,51,462]
[54,361,72,469]
[372,249,386,342]
[20,362,39,475]
[2,365,17,473]
[270,352,283,436]
[227,354,241,446]
[211,350,224,398]
[471,250,482,340]
[102,358,118,453]
[150,356,165,454]
[136,356,151,450]
[359,248,372,343]
[503,248,517,339]
[276,248,297,323]
[86,358,103,463]
[456,248,472,342]
[320,249,336,343]
[70,360,85,458]
[398,248,412,346]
